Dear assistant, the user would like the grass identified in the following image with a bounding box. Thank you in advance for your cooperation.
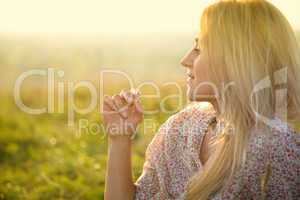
[0,85,183,199]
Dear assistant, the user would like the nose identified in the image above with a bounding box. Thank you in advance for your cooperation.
[180,50,195,69]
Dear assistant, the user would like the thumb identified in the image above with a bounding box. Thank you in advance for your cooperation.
[133,98,143,114]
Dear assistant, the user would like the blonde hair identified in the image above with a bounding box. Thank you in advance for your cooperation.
[185,0,300,199]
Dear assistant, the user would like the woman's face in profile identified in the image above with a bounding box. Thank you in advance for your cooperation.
[181,38,216,102]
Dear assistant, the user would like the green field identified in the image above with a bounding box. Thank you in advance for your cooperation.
[0,91,178,200]
[0,33,190,200]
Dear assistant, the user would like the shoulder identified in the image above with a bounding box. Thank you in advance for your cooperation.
[149,102,217,154]
[268,117,299,148]
[159,102,217,153]
[135,103,217,199]
[241,117,300,198]
[266,117,299,170]
[212,118,299,199]
[161,102,217,172]
[246,117,299,166]
[145,102,216,150]
[163,102,217,133]
[250,117,300,159]
[158,102,217,197]
[266,118,299,198]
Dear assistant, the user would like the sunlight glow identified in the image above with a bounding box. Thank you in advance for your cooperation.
[0,0,299,34]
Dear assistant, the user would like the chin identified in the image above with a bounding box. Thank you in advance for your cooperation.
[187,88,200,102]
[187,88,215,103]
[187,86,194,101]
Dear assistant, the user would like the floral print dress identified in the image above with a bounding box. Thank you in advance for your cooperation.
[133,102,299,200]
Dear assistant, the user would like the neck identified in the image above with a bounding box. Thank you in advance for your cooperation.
[210,98,220,116]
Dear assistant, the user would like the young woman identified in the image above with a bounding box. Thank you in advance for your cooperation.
[103,0,300,199]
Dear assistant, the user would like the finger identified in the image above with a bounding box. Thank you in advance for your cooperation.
[104,95,118,111]
[130,88,140,103]
[119,90,132,111]
[113,94,127,110]
[132,89,141,99]
[120,89,126,96]
[103,96,119,116]
[134,97,143,114]
[120,90,131,105]
[122,90,134,105]
[130,88,138,97]
[112,94,128,118]
[103,100,113,112]
[131,88,140,96]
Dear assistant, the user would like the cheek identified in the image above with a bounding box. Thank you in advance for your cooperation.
[191,56,217,96]
[193,56,211,82]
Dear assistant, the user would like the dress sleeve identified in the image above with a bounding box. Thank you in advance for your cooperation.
[263,123,300,199]
[211,119,300,200]
[133,103,217,200]
[133,115,177,200]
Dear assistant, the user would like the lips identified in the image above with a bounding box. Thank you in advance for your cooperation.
[187,73,195,79]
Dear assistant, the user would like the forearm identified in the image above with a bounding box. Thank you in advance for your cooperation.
[104,137,136,200]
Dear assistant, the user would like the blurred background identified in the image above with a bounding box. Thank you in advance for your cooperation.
[0,0,299,199]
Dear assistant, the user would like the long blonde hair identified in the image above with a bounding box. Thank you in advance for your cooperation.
[185,0,300,199]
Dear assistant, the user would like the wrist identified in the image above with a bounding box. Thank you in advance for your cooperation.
[108,135,132,146]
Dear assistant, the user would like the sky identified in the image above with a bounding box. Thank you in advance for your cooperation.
[0,0,299,34]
